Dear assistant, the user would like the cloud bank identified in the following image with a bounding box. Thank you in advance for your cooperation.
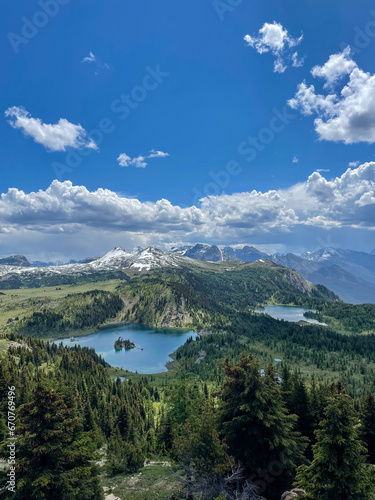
[0,163,374,258]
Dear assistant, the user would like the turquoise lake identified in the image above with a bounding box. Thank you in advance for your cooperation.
[255,305,327,325]
[58,324,197,374]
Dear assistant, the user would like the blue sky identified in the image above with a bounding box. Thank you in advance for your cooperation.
[1,0,375,260]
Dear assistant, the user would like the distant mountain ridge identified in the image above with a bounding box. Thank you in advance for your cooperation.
[0,247,199,289]
[0,255,32,267]
[171,244,375,304]
[0,246,338,305]
[1,244,374,303]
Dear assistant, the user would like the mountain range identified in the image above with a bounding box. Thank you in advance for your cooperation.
[170,244,375,304]
[1,244,374,303]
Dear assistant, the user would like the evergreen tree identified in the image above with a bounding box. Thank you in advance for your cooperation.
[107,426,144,475]
[219,353,305,498]
[361,392,375,464]
[15,382,103,500]
[295,392,372,499]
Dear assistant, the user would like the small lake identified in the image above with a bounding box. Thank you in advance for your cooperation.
[58,324,197,374]
[255,305,326,326]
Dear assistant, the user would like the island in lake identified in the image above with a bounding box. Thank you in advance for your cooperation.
[114,337,136,350]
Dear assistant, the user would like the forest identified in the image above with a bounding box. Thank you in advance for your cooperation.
[0,268,375,498]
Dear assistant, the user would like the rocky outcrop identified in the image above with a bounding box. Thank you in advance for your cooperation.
[281,488,306,500]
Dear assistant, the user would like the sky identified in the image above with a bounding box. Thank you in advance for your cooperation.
[1,0,375,261]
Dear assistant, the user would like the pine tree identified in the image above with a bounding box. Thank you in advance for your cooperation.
[295,392,372,499]
[361,392,375,464]
[15,382,103,500]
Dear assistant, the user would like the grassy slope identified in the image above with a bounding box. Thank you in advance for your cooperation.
[0,280,124,339]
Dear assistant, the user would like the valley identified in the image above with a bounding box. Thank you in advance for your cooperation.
[1,246,375,499]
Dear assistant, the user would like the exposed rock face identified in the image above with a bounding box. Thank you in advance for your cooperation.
[0,255,32,267]
[281,488,306,500]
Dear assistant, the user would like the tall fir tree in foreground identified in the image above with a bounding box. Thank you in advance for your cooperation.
[361,392,375,464]
[15,382,103,500]
[219,352,305,499]
[295,391,373,500]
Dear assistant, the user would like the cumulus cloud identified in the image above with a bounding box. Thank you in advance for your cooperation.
[117,154,147,168]
[292,156,299,163]
[311,46,357,89]
[117,150,169,168]
[244,21,303,73]
[348,161,360,168]
[289,48,375,144]
[0,163,374,258]
[5,106,98,152]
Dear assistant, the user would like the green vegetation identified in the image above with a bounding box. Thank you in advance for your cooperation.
[0,269,128,290]
[1,265,375,498]
[305,302,375,334]
[295,390,372,499]
[114,337,136,350]
[0,279,122,327]
[6,290,123,339]
[117,265,339,330]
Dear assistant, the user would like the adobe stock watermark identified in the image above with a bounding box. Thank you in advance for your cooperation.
[192,106,296,204]
[213,0,246,21]
[340,10,375,55]
[249,451,286,495]
[52,65,169,180]
[7,0,71,55]
[6,386,16,494]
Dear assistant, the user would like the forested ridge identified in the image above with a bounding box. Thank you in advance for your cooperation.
[6,290,124,338]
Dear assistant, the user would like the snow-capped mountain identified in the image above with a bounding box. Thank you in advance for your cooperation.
[171,244,375,303]
[171,243,267,262]
[0,246,197,288]
[302,247,375,284]
[1,244,375,303]
[172,243,231,262]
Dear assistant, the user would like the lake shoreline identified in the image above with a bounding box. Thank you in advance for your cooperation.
[56,323,198,375]
[48,320,196,343]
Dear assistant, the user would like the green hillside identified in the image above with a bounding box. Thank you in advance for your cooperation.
[118,262,339,329]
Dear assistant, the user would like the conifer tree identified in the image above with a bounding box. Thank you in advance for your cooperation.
[219,353,305,498]
[295,392,372,499]
[361,392,375,464]
[15,382,103,500]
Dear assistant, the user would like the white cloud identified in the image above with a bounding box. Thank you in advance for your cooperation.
[292,156,299,163]
[292,51,304,68]
[117,154,147,168]
[316,169,330,173]
[348,161,360,167]
[82,51,96,63]
[148,149,169,158]
[5,106,98,152]
[311,47,357,89]
[117,150,169,168]
[289,48,375,144]
[0,163,374,258]
[244,21,303,73]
